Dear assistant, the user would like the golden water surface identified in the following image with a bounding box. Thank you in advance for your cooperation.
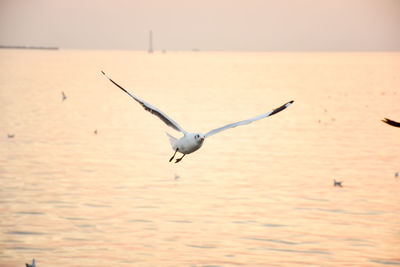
[0,50,399,266]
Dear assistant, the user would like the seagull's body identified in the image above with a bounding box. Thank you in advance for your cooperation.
[167,132,203,154]
[102,71,293,163]
[382,118,400,128]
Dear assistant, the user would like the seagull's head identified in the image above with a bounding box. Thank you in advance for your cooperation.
[194,133,205,144]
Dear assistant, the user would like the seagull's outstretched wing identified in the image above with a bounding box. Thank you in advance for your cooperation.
[204,100,294,138]
[102,71,187,133]
[382,118,400,128]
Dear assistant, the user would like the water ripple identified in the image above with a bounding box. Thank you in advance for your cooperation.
[6,231,48,236]
[186,244,218,249]
[262,223,287,228]
[246,237,299,245]
[15,211,45,215]
[266,247,331,255]
[370,259,400,266]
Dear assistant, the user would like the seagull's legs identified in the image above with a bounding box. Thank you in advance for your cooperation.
[169,149,178,162]
[175,154,185,163]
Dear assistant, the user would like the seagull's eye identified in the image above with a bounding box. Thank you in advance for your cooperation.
[195,134,199,138]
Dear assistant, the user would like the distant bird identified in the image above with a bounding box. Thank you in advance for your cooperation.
[94,129,98,135]
[382,118,400,128]
[333,179,343,187]
[395,172,399,178]
[26,258,36,267]
[7,134,15,138]
[62,91,67,101]
[174,174,180,180]
[101,71,294,163]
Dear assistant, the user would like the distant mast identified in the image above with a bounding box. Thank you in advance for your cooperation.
[148,30,153,53]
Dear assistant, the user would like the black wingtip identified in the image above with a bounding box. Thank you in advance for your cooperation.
[101,70,105,75]
[284,100,294,108]
[269,100,294,116]
[285,100,294,106]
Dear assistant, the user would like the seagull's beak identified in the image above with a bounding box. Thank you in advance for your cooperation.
[201,137,205,141]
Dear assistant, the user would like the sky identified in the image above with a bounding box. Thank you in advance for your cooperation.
[0,0,399,51]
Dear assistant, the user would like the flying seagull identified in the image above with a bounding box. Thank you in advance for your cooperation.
[334,179,343,187]
[101,71,294,163]
[382,118,400,128]
[62,91,67,101]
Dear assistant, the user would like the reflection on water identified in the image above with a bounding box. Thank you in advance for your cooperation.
[0,50,399,266]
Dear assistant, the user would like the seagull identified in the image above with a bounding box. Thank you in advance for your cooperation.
[26,258,36,267]
[395,172,399,178]
[62,91,67,101]
[382,118,400,128]
[334,179,343,187]
[101,71,294,163]
[7,134,15,138]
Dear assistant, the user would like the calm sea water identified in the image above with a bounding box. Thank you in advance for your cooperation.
[0,50,399,267]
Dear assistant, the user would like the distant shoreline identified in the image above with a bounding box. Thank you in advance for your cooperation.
[0,45,59,50]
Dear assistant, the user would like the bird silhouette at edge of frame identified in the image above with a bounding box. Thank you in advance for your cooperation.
[26,258,36,267]
[382,118,400,128]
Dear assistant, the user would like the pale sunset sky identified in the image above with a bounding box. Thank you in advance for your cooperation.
[0,0,399,51]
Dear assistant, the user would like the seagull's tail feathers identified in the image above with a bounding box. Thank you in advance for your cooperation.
[166,132,178,150]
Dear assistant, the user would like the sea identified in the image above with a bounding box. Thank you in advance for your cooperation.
[0,49,399,266]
